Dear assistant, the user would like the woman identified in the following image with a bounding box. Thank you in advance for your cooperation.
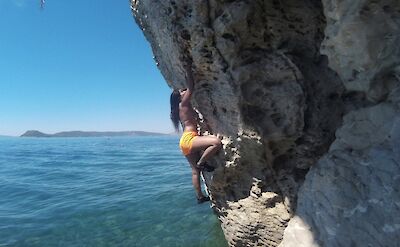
[170,60,222,204]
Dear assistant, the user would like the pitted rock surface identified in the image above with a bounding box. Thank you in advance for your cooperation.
[280,1,400,246]
[131,0,400,246]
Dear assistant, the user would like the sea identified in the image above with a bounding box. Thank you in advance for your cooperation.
[0,136,228,247]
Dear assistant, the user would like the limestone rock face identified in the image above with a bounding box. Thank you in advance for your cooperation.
[131,0,400,246]
[279,1,400,246]
[321,0,400,101]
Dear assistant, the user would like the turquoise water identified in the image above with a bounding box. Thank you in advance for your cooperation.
[0,136,227,247]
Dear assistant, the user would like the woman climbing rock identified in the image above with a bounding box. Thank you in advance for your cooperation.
[170,58,222,204]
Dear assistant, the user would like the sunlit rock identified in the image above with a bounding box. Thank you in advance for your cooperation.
[131,0,400,246]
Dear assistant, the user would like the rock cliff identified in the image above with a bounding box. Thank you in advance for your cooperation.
[131,0,400,246]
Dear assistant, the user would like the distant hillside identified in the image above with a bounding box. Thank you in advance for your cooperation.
[22,130,51,137]
[21,130,166,137]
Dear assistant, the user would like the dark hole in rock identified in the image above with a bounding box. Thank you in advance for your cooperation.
[382,5,391,13]
[294,17,303,23]
[244,105,265,122]
[362,5,371,12]
[240,57,260,66]
[215,9,223,18]
[263,33,270,42]
[222,33,235,42]
[273,154,290,169]
[352,69,360,78]
[180,30,191,40]
[342,91,366,102]
[204,54,212,59]
[295,137,305,145]
[254,89,263,97]
[329,93,339,100]
[277,40,289,50]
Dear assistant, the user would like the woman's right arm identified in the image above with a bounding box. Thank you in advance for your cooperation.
[181,59,194,105]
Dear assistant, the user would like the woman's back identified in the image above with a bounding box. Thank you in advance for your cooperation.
[179,99,197,132]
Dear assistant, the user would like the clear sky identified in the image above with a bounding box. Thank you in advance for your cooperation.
[0,0,173,136]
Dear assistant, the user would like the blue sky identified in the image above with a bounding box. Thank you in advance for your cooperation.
[0,0,173,136]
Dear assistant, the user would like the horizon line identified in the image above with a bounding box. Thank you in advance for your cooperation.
[1,129,174,137]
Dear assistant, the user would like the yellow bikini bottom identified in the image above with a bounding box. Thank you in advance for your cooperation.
[179,131,198,155]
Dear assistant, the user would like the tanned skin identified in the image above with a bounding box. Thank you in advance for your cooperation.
[180,59,222,200]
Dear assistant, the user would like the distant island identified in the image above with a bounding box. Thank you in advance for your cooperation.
[21,130,167,138]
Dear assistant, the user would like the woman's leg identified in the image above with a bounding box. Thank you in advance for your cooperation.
[185,153,206,199]
[191,135,222,166]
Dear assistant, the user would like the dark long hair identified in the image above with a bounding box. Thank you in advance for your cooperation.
[170,90,181,132]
